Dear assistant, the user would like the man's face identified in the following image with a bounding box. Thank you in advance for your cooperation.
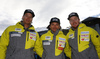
[50,22,60,32]
[69,16,80,29]
[22,13,33,25]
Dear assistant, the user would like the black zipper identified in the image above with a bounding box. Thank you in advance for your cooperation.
[27,32,29,41]
[56,40,58,48]
[79,35,80,44]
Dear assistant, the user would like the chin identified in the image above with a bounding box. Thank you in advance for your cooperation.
[72,25,76,27]
[26,23,31,24]
[73,24,78,27]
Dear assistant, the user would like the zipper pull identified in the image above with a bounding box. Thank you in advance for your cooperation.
[56,40,58,48]
[27,32,29,41]
[79,35,80,44]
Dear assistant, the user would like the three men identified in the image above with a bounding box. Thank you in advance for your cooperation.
[0,9,100,59]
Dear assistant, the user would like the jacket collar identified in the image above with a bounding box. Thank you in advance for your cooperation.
[51,29,59,36]
[16,21,35,31]
[48,30,63,35]
[69,23,86,32]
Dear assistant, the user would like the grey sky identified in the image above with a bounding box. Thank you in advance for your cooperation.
[0,0,100,35]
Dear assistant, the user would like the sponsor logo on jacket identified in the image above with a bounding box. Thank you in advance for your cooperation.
[15,28,22,31]
[81,31,89,34]
[45,36,51,39]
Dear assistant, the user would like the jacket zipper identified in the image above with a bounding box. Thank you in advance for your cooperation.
[56,40,58,48]
[27,32,29,41]
[79,35,80,44]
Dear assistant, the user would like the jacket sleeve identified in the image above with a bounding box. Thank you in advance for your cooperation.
[64,34,71,59]
[34,32,43,57]
[0,27,9,59]
[91,29,100,59]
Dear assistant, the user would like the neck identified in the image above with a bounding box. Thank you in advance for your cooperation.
[72,24,80,30]
[51,29,59,34]
[71,26,78,31]
[53,31,56,33]
[24,24,30,28]
[73,27,77,30]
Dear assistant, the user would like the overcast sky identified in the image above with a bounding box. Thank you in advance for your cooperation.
[0,0,100,35]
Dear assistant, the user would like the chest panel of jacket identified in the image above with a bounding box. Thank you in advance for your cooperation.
[42,36,66,49]
[42,36,53,49]
[9,31,25,49]
[25,31,36,49]
[57,37,66,50]
[9,30,36,49]
[68,30,79,51]
[79,31,90,46]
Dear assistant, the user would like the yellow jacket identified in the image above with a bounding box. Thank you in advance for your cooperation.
[0,22,42,59]
[37,30,71,59]
[66,23,100,59]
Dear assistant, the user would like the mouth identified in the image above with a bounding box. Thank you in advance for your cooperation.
[73,23,78,26]
[73,23,77,25]
[26,20,31,22]
[53,28,57,30]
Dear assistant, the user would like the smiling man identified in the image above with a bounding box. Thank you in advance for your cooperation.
[0,9,41,59]
[36,17,71,59]
[66,12,100,59]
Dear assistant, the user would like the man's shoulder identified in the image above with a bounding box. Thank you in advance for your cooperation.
[38,30,48,37]
[5,23,23,32]
[83,25,94,30]
[6,25,16,30]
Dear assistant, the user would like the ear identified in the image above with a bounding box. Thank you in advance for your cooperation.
[59,26,61,30]
[69,20,71,24]
[49,25,51,29]
[79,19,80,22]
[22,15,24,18]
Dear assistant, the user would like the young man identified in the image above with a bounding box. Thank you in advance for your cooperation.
[0,9,41,59]
[66,12,100,59]
[37,17,71,59]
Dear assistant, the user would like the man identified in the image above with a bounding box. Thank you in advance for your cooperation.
[0,9,41,59]
[36,17,71,59]
[66,12,100,59]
